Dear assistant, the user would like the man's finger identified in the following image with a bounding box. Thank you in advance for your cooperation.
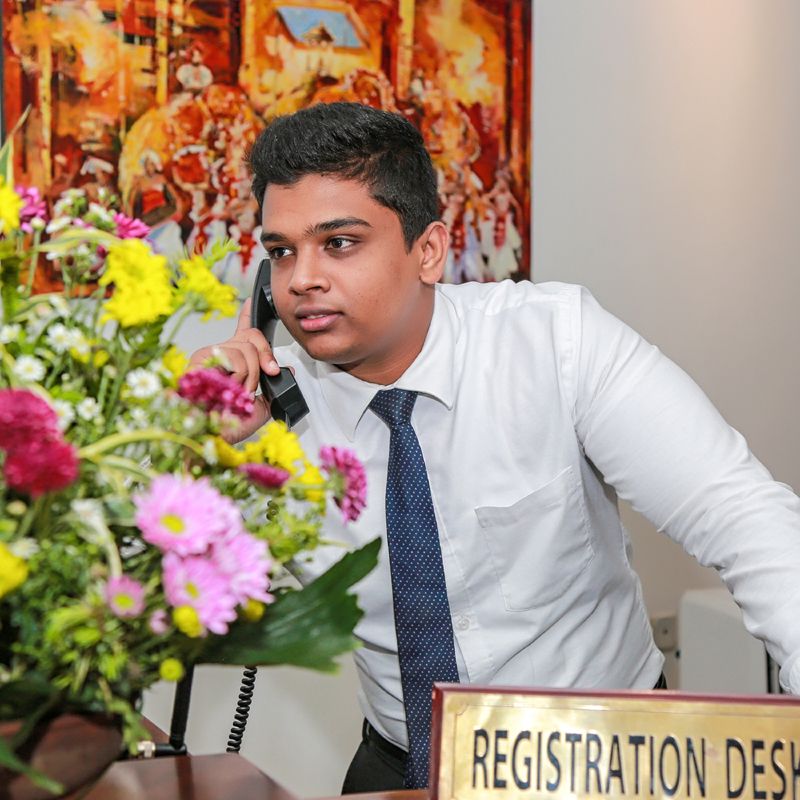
[235,297,254,333]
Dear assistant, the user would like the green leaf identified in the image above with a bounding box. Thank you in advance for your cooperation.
[0,105,31,185]
[200,538,380,672]
[0,675,57,719]
[0,736,64,796]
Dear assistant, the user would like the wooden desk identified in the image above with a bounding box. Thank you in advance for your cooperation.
[82,753,296,800]
[83,756,428,800]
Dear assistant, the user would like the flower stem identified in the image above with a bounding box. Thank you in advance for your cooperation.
[15,497,45,539]
[25,229,43,294]
[94,454,159,481]
[78,428,206,460]
[165,304,194,345]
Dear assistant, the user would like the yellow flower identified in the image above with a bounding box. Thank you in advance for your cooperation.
[93,350,110,368]
[162,345,189,385]
[0,178,23,235]
[159,658,185,682]
[0,543,28,598]
[173,605,203,638]
[242,421,305,474]
[176,254,238,320]
[100,239,174,327]
[242,599,264,622]
[295,461,325,503]
[214,436,246,467]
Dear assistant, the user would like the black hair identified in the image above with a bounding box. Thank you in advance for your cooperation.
[247,102,439,251]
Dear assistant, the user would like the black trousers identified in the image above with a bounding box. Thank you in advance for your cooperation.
[341,674,669,794]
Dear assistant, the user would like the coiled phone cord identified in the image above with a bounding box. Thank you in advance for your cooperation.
[226,666,258,752]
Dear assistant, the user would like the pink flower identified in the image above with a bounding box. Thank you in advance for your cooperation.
[105,575,145,618]
[4,437,79,497]
[178,368,254,419]
[134,475,245,556]
[319,446,367,522]
[0,389,60,452]
[16,185,48,233]
[239,463,290,490]
[211,531,273,606]
[162,552,238,635]
[148,609,169,634]
[113,212,150,239]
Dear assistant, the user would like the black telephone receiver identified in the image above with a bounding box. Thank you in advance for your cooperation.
[251,258,309,428]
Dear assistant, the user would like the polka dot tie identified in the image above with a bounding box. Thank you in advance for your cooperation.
[369,388,460,789]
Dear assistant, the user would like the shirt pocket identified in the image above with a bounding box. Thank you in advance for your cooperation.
[474,466,595,611]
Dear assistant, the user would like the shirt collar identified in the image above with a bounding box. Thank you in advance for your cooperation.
[315,286,458,441]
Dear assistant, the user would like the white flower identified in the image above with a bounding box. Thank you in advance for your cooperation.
[0,324,21,344]
[130,407,149,427]
[13,355,46,382]
[52,399,75,430]
[66,329,89,356]
[88,203,114,225]
[46,323,73,353]
[48,295,70,316]
[77,397,101,420]
[71,499,110,547]
[202,438,218,465]
[30,216,46,231]
[9,539,39,560]
[46,216,72,234]
[126,368,161,399]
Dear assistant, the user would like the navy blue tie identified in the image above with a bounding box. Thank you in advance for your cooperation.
[369,388,460,789]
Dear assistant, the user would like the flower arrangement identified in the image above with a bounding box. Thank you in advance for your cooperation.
[0,157,375,794]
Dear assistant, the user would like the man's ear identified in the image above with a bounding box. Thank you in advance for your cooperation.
[417,221,449,286]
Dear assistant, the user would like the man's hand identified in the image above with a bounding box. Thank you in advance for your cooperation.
[187,298,280,442]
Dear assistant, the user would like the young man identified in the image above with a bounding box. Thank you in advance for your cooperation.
[189,102,800,792]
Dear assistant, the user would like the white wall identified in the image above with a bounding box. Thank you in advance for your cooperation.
[146,2,800,794]
[532,0,800,653]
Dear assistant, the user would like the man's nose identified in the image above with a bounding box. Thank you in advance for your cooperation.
[287,250,330,294]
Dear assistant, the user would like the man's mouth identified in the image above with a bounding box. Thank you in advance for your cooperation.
[296,309,341,333]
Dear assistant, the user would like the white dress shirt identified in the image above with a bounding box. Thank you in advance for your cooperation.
[275,280,800,750]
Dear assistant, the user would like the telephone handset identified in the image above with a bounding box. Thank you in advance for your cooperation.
[251,258,309,428]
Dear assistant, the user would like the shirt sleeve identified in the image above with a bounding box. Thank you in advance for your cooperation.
[570,286,800,693]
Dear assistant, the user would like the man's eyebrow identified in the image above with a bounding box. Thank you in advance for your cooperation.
[260,217,372,245]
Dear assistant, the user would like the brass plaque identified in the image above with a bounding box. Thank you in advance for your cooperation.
[430,685,800,800]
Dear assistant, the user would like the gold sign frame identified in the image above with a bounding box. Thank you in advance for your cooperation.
[430,684,800,800]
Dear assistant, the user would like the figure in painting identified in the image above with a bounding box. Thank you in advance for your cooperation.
[129,151,183,255]
[79,157,117,205]
[482,166,524,281]
[176,46,214,95]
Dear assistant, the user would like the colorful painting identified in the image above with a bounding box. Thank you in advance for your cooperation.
[2,0,532,292]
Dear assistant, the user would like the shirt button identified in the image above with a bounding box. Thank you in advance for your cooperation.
[455,615,470,631]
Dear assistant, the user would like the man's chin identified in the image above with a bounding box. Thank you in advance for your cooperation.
[297,338,364,372]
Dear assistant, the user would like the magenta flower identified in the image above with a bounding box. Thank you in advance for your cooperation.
[162,552,238,635]
[239,463,290,490]
[319,446,367,522]
[148,609,170,634]
[134,475,245,556]
[178,368,254,419]
[113,211,150,239]
[105,575,145,618]
[16,185,48,233]
[211,531,273,606]
[4,437,80,498]
[0,389,60,452]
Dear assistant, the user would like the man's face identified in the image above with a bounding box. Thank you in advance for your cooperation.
[261,174,441,384]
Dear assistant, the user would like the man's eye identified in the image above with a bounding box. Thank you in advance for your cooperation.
[267,246,292,261]
[327,237,355,251]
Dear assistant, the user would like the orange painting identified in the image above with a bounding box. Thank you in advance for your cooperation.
[2,0,531,291]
